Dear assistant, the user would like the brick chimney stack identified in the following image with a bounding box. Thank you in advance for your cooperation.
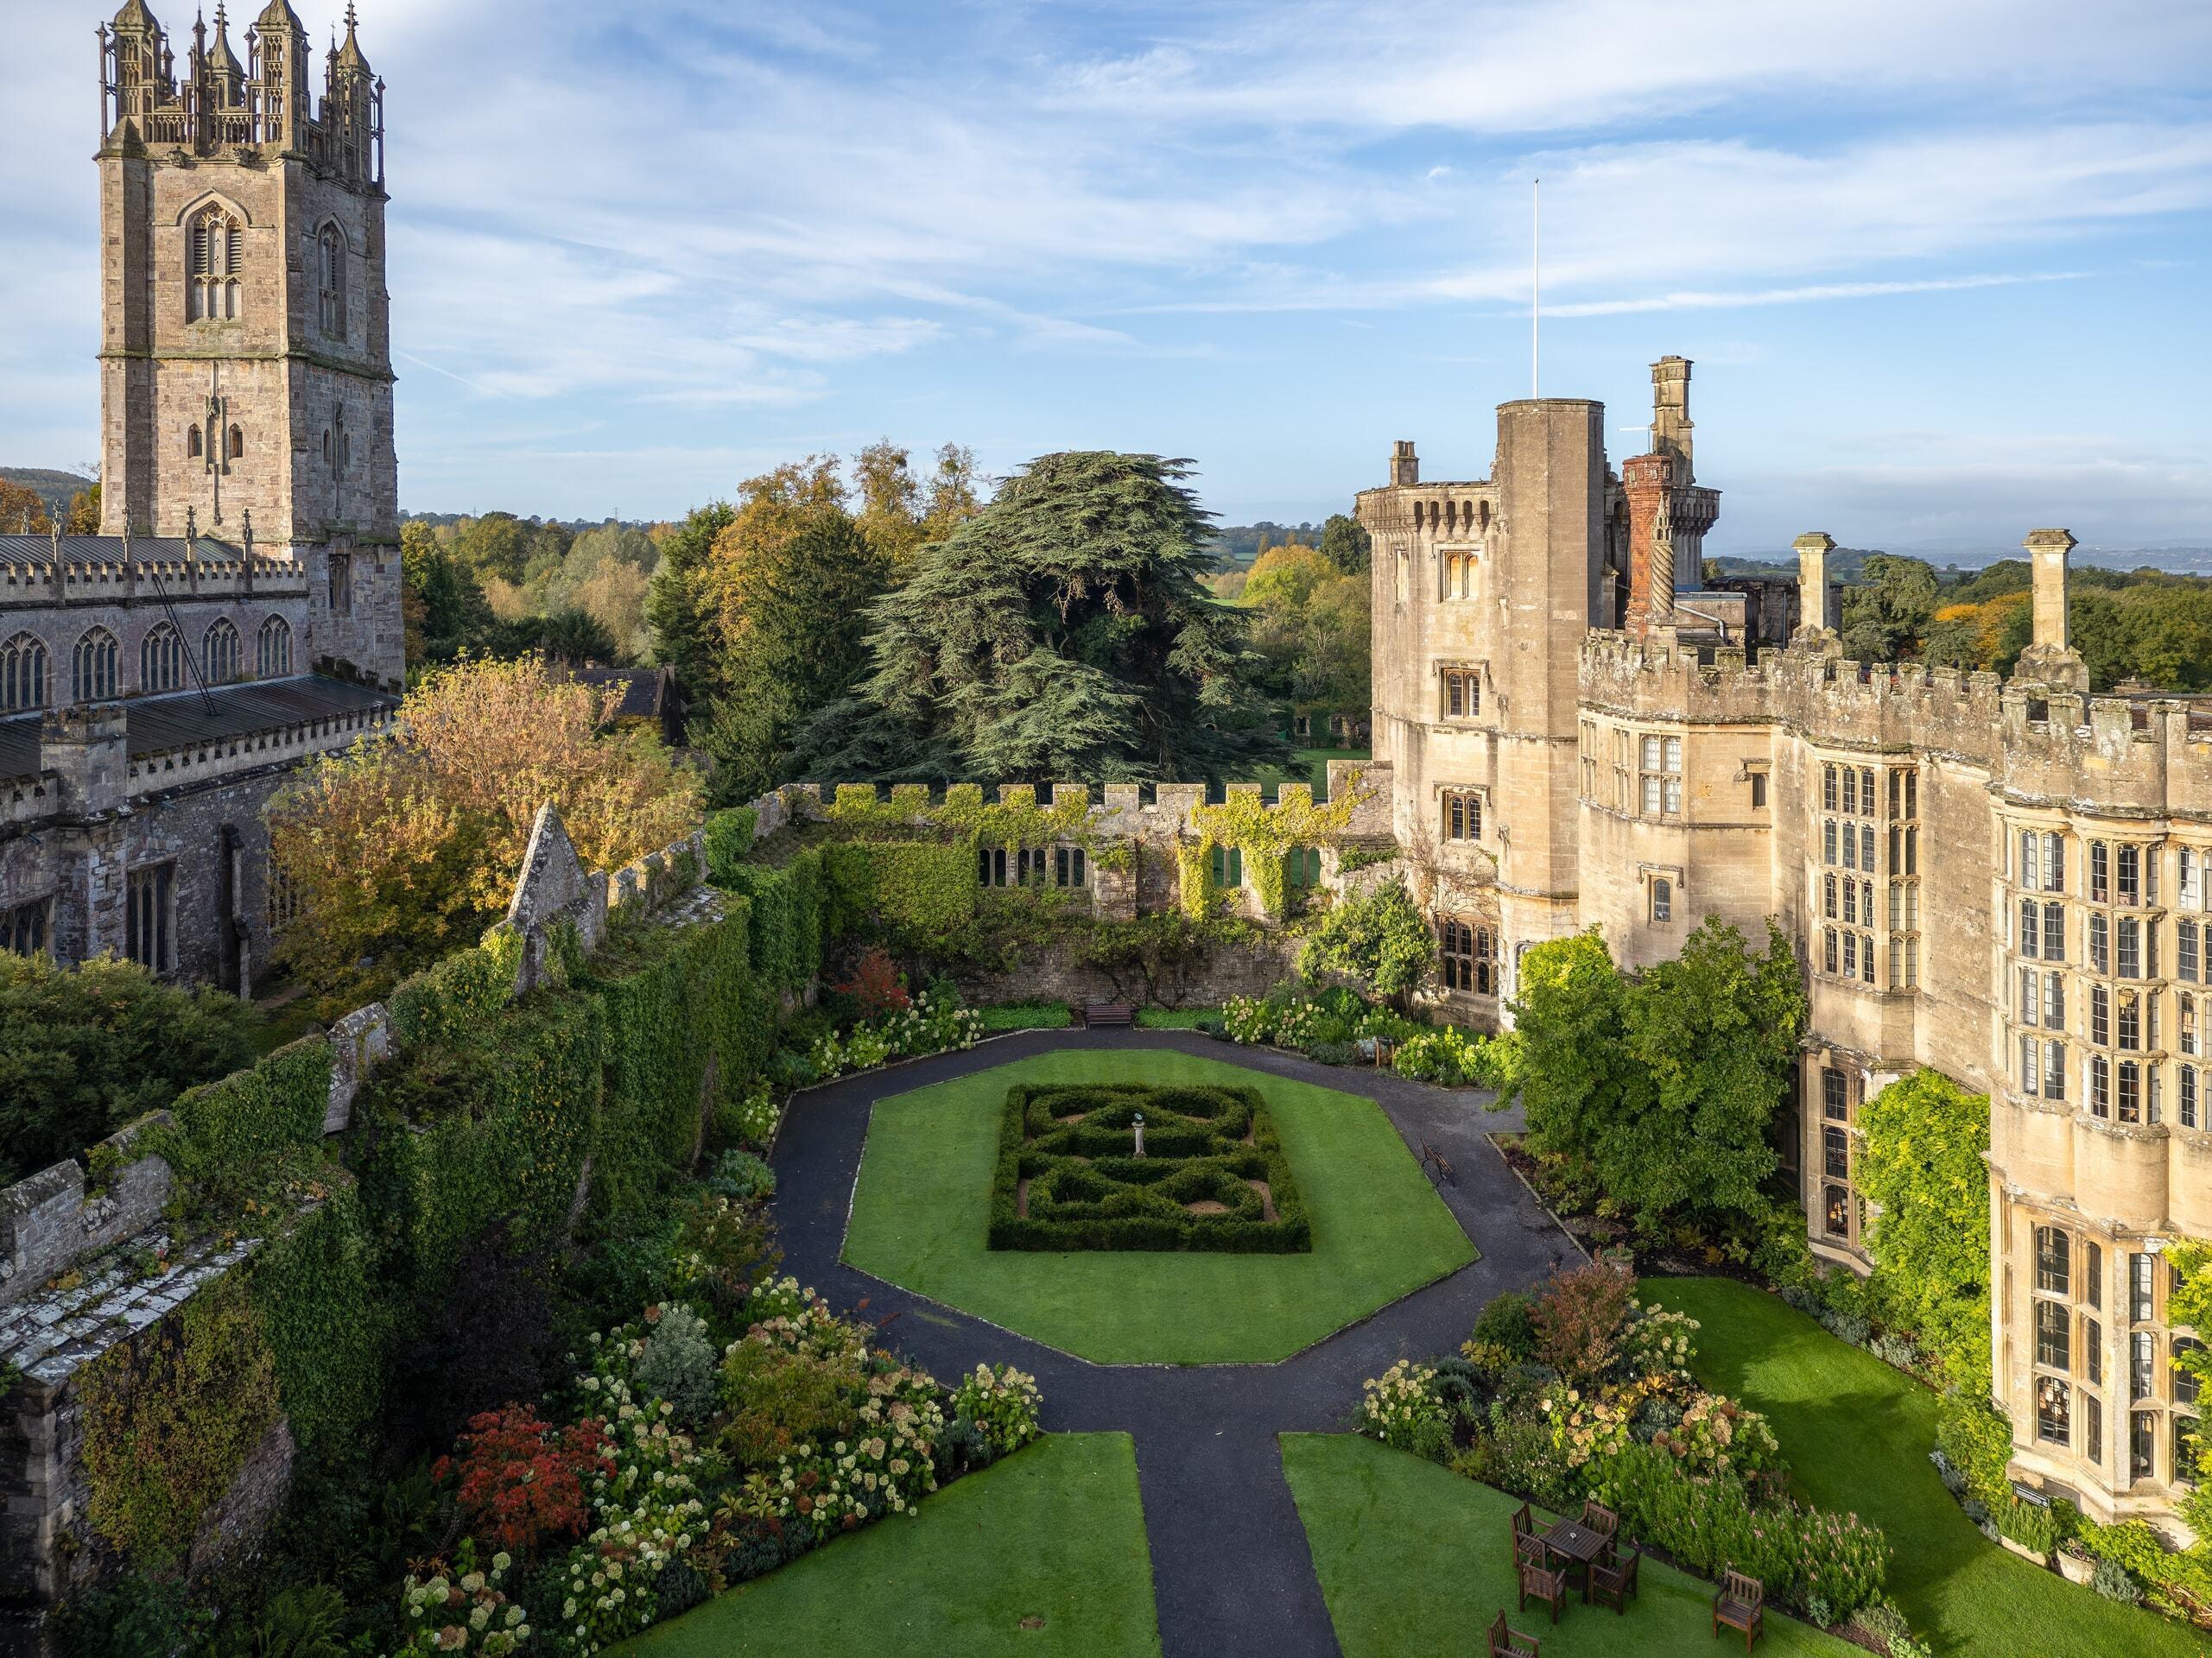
[1622,453,1676,632]
[2015,528,2089,690]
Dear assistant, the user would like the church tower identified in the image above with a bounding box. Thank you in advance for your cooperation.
[95,0,402,687]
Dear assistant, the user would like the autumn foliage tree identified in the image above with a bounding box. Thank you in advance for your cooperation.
[435,1406,614,1560]
[267,655,702,992]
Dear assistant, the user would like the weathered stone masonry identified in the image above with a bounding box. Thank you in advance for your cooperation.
[1366,356,2212,1535]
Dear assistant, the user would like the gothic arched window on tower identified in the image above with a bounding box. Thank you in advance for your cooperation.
[318,224,347,338]
[1,633,49,712]
[187,425,203,459]
[257,615,294,678]
[203,618,242,685]
[228,425,244,461]
[187,206,244,322]
[140,623,186,693]
[73,628,119,703]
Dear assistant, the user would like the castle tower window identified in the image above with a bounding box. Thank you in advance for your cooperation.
[1,632,50,711]
[1822,927,1838,974]
[1443,791,1481,843]
[1436,917,1494,995]
[2022,831,2043,890]
[2177,1339,2203,1409]
[2045,903,2066,961]
[125,861,175,974]
[2038,1376,2072,1447]
[0,897,49,959]
[2038,1226,2073,1295]
[2133,1332,2159,1402]
[2120,918,2142,980]
[228,424,244,461]
[2091,914,2110,973]
[1055,846,1087,889]
[1209,845,1243,889]
[256,614,293,677]
[2187,1065,2202,1128]
[1443,669,1480,718]
[1640,736,1682,817]
[1823,874,1837,921]
[2184,849,2202,911]
[2119,1061,2143,1123]
[2092,840,2110,903]
[2120,995,2142,1052]
[2120,845,2142,906]
[187,425,203,459]
[2046,832,2066,892]
[2092,984,2110,1046]
[2045,1040,2067,1100]
[140,623,186,693]
[2021,1035,2042,1095]
[2187,920,2205,985]
[2046,971,2066,1030]
[2022,966,2041,1026]
[187,205,243,322]
[2090,1054,2111,1117]
[2038,1298,2073,1372]
[2132,1411,2157,1482]
[72,627,119,702]
[202,618,242,684]
[318,223,347,338]
[1823,764,1838,812]
[2019,899,2039,958]
[2184,994,2199,1057]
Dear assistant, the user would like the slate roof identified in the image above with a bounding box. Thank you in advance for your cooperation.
[0,674,394,782]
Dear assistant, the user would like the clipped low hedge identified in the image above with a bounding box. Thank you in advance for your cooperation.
[988,1082,1310,1254]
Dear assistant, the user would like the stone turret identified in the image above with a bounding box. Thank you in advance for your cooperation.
[1793,531,1839,643]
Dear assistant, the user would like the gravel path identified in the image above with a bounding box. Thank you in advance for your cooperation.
[770,1028,1581,1658]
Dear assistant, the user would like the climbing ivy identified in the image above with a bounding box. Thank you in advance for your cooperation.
[79,1271,282,1566]
[1185,773,1373,918]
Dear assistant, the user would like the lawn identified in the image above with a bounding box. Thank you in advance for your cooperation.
[842,1048,1474,1364]
[615,1433,1161,1657]
[1282,1433,1857,1656]
[1639,1277,2209,1658]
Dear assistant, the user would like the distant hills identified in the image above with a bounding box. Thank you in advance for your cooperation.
[1711,544,2212,584]
[0,466,94,522]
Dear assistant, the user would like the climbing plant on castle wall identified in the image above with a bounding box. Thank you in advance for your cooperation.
[243,1190,383,1457]
[1184,774,1373,918]
[585,914,757,1219]
[1853,1069,1992,1395]
[161,1036,334,1222]
[79,1272,282,1566]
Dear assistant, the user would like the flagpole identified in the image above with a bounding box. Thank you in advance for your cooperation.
[1531,176,1541,399]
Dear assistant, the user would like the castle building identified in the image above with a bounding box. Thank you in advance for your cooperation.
[1361,362,2209,1533]
[0,1,402,990]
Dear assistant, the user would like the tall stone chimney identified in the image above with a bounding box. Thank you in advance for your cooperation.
[1651,356,1693,478]
[1389,440,1419,488]
[1793,532,1837,640]
[2014,528,2088,690]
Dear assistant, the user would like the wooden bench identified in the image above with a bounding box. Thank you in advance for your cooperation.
[1083,1002,1135,1028]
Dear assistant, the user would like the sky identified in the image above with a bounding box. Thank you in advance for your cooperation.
[4,0,2211,554]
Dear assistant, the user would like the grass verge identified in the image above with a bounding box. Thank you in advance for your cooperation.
[1639,1277,2207,1658]
[1281,1432,1856,1656]
[843,1048,1473,1363]
[614,1433,1160,1656]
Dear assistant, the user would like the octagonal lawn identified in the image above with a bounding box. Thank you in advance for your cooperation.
[842,1048,1476,1364]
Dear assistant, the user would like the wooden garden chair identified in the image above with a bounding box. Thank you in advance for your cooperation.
[1516,1533,1569,1625]
[1588,1546,1640,1614]
[1486,1608,1542,1657]
[1712,1569,1764,1652]
[1581,1499,1620,1553]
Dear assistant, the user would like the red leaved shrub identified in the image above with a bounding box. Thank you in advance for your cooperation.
[836,947,910,1018]
[434,1405,615,1558]
[1530,1255,1637,1384]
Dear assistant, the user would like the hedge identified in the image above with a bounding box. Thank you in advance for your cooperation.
[988,1082,1310,1253]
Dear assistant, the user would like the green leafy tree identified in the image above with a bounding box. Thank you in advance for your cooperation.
[647,501,737,699]
[1840,553,1938,662]
[1854,1069,1992,1394]
[1318,512,1371,575]
[401,522,497,667]
[1510,921,1803,1241]
[1613,918,1803,1228]
[1296,880,1433,1008]
[797,452,1289,783]
[0,954,259,1183]
[452,511,533,584]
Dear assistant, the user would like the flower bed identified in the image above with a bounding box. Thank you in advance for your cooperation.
[1350,1255,1898,1637]
[987,1081,1311,1253]
[392,1280,1043,1656]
